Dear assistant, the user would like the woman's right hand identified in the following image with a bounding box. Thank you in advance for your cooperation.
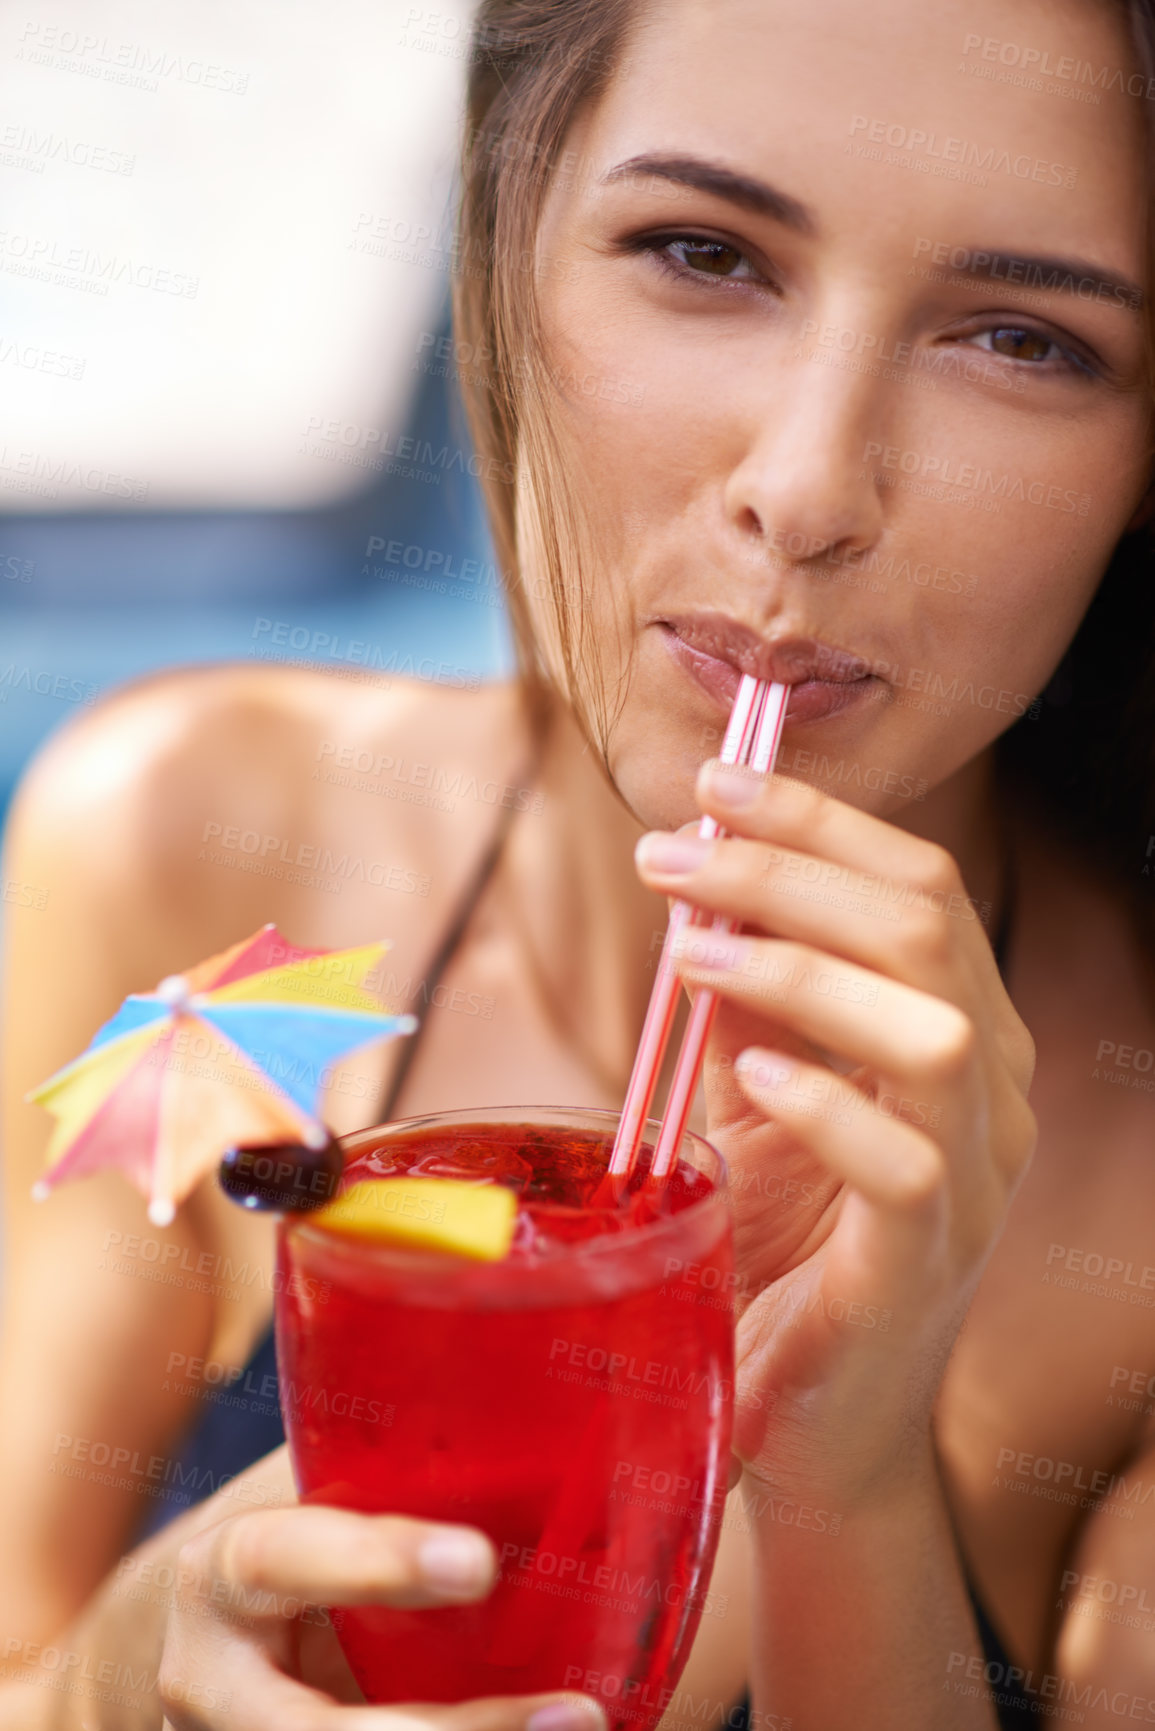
[155,1450,607,1731]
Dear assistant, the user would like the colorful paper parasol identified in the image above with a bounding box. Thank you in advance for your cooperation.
[27,923,416,1226]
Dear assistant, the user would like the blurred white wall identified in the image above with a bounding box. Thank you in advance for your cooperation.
[0,0,476,509]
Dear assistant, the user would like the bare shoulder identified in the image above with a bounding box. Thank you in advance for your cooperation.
[6,662,530,957]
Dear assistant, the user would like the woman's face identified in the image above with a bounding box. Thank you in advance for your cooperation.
[528,0,1152,832]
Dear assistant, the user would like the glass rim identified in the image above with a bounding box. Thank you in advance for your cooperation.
[287,1104,729,1269]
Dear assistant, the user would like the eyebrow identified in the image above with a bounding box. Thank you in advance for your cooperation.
[928,248,1143,311]
[601,154,1144,312]
[601,153,817,233]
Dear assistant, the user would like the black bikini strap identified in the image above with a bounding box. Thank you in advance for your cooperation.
[375,759,537,1124]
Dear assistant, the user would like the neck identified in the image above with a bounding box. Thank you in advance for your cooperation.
[513,698,668,1094]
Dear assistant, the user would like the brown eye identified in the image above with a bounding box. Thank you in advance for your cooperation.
[672,238,751,278]
[988,327,1053,362]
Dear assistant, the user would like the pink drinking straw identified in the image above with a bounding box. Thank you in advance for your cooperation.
[606,676,763,1182]
[650,679,789,1178]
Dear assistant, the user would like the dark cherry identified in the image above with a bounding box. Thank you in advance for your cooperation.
[218,1136,344,1212]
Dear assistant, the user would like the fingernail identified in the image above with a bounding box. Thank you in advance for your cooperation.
[528,1706,605,1731]
[736,1048,792,1089]
[636,831,712,875]
[417,1531,493,1596]
[704,762,763,807]
[672,931,745,971]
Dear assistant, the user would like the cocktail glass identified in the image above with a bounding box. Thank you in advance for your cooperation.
[275,1106,734,1731]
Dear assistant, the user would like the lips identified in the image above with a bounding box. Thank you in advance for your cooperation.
[657,613,879,723]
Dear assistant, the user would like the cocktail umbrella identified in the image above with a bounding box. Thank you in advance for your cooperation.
[28,923,416,1226]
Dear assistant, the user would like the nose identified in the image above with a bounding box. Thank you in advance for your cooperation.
[722,350,886,564]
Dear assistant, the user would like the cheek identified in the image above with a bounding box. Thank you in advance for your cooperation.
[536,274,695,518]
[887,407,1145,688]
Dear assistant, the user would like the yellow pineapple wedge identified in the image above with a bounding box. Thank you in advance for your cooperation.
[313,1178,517,1261]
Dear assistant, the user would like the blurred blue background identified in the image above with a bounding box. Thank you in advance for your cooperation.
[0,0,510,834]
[0,299,511,828]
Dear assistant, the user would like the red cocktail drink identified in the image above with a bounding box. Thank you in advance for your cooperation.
[275,1107,734,1730]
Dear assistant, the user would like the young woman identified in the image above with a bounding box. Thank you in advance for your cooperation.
[2,0,1154,1726]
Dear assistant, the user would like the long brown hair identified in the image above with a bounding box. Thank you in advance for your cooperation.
[452,0,1155,947]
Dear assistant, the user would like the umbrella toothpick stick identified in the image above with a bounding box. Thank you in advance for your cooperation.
[27,926,417,1223]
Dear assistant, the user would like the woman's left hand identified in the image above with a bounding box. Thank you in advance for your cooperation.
[635,758,1038,1501]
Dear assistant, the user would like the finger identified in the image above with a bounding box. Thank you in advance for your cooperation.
[164,1617,605,1731]
[696,760,956,886]
[731,1047,944,1207]
[159,1632,320,1731]
[391,1694,607,1731]
[183,1508,497,1611]
[636,828,982,997]
[696,762,1007,971]
[672,932,978,1100]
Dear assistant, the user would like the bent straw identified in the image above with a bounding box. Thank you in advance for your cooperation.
[650,680,789,1179]
[606,676,762,1182]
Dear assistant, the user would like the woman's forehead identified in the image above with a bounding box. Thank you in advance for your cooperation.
[570,0,1146,276]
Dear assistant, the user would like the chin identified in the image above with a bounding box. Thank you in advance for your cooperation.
[609,739,708,834]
